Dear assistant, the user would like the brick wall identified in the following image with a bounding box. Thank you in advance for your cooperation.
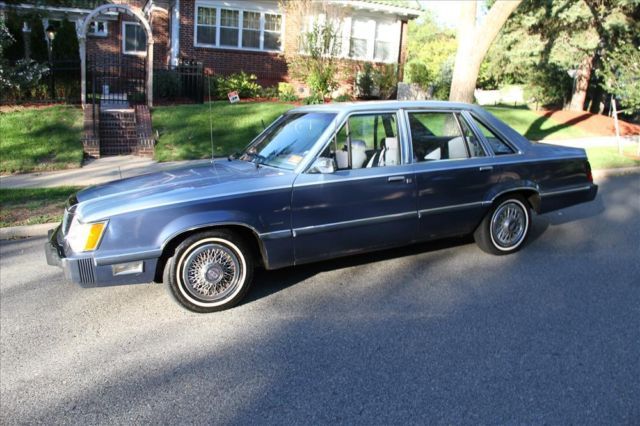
[178,0,287,88]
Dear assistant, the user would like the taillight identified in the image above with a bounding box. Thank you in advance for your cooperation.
[586,161,593,183]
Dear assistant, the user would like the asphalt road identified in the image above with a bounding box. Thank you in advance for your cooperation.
[1,174,639,425]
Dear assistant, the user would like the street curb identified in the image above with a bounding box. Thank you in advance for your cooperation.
[0,222,57,240]
[593,166,640,179]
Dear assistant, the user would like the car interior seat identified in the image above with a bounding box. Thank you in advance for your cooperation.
[447,136,468,159]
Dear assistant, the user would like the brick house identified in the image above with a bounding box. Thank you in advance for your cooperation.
[2,0,420,94]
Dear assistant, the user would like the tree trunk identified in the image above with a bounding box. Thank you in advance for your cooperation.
[569,54,594,111]
[449,0,522,103]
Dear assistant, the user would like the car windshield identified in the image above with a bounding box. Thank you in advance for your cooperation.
[239,112,336,170]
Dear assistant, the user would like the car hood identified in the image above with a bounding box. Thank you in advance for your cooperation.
[75,160,296,222]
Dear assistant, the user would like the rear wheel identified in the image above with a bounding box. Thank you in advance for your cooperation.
[474,195,531,255]
[167,230,254,313]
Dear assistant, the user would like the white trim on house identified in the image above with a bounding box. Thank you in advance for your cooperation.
[329,0,421,18]
[122,21,148,56]
[193,0,284,53]
[170,0,180,66]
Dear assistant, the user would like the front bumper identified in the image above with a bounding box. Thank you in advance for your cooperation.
[45,226,158,287]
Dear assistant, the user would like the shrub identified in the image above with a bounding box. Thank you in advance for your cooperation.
[524,64,572,107]
[333,93,353,102]
[373,64,397,100]
[302,92,324,104]
[213,71,262,99]
[154,71,182,99]
[356,63,375,99]
[406,61,432,89]
[278,82,298,101]
[261,85,279,99]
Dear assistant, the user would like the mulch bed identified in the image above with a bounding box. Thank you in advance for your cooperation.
[535,109,640,137]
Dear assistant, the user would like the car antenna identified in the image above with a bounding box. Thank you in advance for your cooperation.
[207,70,215,165]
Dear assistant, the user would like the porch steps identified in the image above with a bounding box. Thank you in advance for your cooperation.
[90,105,155,157]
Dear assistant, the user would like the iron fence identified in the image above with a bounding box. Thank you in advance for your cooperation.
[154,60,204,104]
[0,60,81,105]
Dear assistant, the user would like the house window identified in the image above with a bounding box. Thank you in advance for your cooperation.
[264,13,282,51]
[88,20,108,37]
[349,18,369,59]
[349,18,399,63]
[123,22,146,55]
[220,9,239,47]
[242,11,260,49]
[194,4,283,52]
[374,21,395,62]
[196,6,216,45]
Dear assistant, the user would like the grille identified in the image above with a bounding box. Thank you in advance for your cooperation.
[77,258,95,284]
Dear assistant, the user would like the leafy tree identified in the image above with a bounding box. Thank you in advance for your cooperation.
[599,42,640,113]
[405,11,456,98]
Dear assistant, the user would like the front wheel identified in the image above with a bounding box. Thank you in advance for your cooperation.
[474,195,531,255]
[167,230,254,313]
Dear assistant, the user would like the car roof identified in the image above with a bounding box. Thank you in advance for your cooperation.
[287,100,482,114]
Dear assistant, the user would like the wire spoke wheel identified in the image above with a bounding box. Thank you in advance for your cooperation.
[182,243,240,302]
[490,201,527,249]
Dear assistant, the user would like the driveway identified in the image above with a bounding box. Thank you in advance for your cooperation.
[1,175,639,424]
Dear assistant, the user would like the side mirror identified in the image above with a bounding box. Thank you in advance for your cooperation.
[308,157,336,174]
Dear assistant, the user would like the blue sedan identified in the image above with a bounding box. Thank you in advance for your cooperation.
[46,101,598,312]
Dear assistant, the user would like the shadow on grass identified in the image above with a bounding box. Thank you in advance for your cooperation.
[525,110,592,140]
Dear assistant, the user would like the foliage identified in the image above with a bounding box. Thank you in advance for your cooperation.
[599,42,640,113]
[261,85,279,99]
[152,102,294,162]
[154,71,182,99]
[333,93,353,102]
[277,82,298,101]
[482,0,639,110]
[0,106,83,173]
[0,19,49,99]
[51,18,79,61]
[523,64,573,107]
[280,0,343,97]
[302,93,324,105]
[406,61,432,89]
[356,63,375,99]
[212,71,262,99]
[432,57,454,100]
[373,64,397,100]
[406,11,457,88]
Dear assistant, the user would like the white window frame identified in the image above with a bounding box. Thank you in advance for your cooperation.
[347,15,400,64]
[194,1,284,53]
[88,20,108,37]
[122,21,147,56]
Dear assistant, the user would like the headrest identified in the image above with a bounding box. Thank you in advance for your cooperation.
[384,137,398,150]
[351,140,366,150]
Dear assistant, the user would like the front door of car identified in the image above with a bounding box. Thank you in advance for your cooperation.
[406,110,498,239]
[291,112,418,264]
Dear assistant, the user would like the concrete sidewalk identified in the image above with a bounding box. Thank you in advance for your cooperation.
[0,156,208,189]
[0,136,638,189]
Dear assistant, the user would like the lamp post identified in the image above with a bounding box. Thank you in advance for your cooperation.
[45,24,56,99]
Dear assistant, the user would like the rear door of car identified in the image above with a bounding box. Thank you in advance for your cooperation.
[406,109,499,239]
[291,110,418,264]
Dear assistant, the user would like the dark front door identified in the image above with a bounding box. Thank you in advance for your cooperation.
[291,112,418,264]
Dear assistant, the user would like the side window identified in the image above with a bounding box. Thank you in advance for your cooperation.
[331,113,400,170]
[471,117,516,155]
[457,114,486,158]
[409,112,470,161]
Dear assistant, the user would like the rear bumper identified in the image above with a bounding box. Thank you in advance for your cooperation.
[539,183,598,214]
[45,226,158,287]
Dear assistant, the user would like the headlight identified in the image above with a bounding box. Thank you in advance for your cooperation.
[66,217,108,253]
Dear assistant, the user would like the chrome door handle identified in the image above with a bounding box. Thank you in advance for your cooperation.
[479,166,493,172]
[388,176,405,182]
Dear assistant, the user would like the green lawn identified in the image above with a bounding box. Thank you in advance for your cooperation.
[152,101,294,162]
[0,106,84,174]
[0,187,81,227]
[586,146,640,170]
[486,107,596,141]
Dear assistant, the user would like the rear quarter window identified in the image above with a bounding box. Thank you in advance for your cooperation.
[471,116,516,155]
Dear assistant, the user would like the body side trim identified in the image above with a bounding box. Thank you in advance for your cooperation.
[540,184,594,197]
[293,211,418,236]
